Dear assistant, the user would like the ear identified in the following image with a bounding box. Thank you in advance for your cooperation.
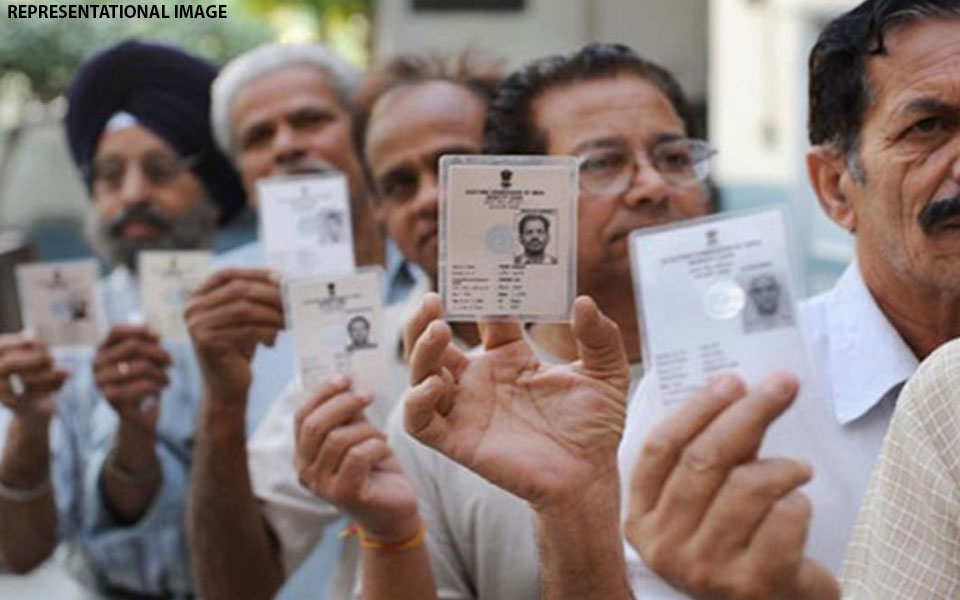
[806,145,857,233]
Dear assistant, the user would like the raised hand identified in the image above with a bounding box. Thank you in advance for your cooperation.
[402,293,630,510]
[625,373,840,600]
[0,334,68,421]
[295,375,420,542]
[93,324,171,430]
[184,268,284,402]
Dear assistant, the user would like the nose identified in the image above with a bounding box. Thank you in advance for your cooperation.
[118,163,152,207]
[272,123,308,168]
[621,152,671,208]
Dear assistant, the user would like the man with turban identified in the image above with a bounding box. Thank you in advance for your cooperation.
[0,40,243,598]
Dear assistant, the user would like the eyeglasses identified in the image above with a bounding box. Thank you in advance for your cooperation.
[88,152,200,190]
[577,138,716,196]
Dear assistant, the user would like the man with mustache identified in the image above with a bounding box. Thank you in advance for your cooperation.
[567,1,960,598]
[0,41,244,597]
[514,213,557,266]
[185,43,431,600]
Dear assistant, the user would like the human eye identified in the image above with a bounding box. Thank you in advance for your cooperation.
[378,170,418,202]
[92,159,124,188]
[580,150,628,174]
[654,142,695,172]
[902,115,957,141]
[290,108,335,131]
[241,123,274,150]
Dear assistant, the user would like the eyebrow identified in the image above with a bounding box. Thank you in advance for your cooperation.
[897,96,960,119]
[572,132,686,155]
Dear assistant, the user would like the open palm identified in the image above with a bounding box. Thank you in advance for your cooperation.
[404,294,629,507]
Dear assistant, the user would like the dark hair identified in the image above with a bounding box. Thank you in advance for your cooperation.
[484,43,693,155]
[347,315,370,329]
[808,0,960,166]
[517,213,550,236]
[351,49,503,192]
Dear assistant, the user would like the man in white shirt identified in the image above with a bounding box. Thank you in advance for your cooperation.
[617,1,960,598]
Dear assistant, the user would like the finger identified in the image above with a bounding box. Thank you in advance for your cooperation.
[94,338,172,370]
[102,380,166,406]
[296,391,372,465]
[408,320,459,385]
[692,458,812,554]
[630,375,747,515]
[191,267,279,297]
[317,421,386,477]
[98,324,159,349]
[403,293,443,362]
[476,319,524,350]
[95,359,170,387]
[189,300,285,332]
[336,437,393,500]
[655,373,798,530]
[747,492,817,587]
[295,375,352,437]
[403,374,453,446]
[5,370,69,398]
[571,296,629,382]
[0,334,39,353]
[185,276,282,321]
[0,349,54,376]
[204,326,281,350]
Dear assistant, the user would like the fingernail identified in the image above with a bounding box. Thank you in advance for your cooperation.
[761,373,797,398]
[331,374,348,387]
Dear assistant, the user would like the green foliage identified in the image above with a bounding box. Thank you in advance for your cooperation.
[0,1,275,100]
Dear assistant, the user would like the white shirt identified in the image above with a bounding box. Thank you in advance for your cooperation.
[617,262,917,598]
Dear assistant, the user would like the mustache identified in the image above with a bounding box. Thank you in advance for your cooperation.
[918,195,960,234]
[107,203,174,238]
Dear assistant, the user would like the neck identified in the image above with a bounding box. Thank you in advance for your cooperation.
[860,254,960,360]
[353,205,385,268]
[529,281,641,363]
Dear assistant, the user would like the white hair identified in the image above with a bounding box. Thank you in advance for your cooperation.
[210,43,361,159]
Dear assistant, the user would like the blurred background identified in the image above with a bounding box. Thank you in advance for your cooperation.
[0,0,858,597]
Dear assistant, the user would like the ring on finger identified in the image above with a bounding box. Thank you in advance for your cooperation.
[7,373,25,397]
[117,361,130,377]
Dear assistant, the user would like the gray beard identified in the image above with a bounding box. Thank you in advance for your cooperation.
[84,199,217,273]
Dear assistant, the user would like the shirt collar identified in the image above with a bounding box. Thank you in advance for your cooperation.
[825,261,918,425]
[383,236,427,305]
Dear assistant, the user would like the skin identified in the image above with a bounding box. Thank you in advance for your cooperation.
[526,75,710,363]
[0,334,68,572]
[229,65,383,268]
[632,17,960,600]
[188,63,389,600]
[92,125,211,242]
[366,81,487,283]
[807,18,960,360]
[292,80,490,600]
[749,276,781,316]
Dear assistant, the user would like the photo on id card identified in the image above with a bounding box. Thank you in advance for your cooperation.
[284,268,387,409]
[257,172,355,279]
[138,250,212,342]
[15,259,103,348]
[439,155,577,322]
[630,208,810,406]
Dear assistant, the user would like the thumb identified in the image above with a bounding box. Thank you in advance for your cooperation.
[572,296,629,386]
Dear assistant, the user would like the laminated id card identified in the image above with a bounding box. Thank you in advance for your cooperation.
[15,259,103,347]
[630,208,810,405]
[284,268,388,401]
[439,155,577,322]
[138,250,212,341]
[258,172,355,279]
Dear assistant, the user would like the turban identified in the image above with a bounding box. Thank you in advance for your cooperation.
[65,40,245,225]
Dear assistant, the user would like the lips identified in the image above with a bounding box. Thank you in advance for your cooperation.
[121,220,160,240]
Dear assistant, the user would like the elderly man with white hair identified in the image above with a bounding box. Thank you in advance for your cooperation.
[184,43,424,600]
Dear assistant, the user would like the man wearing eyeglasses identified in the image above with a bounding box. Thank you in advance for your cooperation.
[356,44,717,600]
[0,41,243,597]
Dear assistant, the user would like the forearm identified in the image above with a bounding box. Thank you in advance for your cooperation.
[360,519,437,600]
[536,477,634,600]
[188,392,284,600]
[0,415,57,572]
[100,422,161,524]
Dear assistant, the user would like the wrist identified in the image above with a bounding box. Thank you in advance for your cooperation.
[112,423,158,473]
[10,411,51,437]
[535,466,620,521]
[348,515,426,549]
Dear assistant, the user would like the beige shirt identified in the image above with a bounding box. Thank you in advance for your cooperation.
[841,338,960,599]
